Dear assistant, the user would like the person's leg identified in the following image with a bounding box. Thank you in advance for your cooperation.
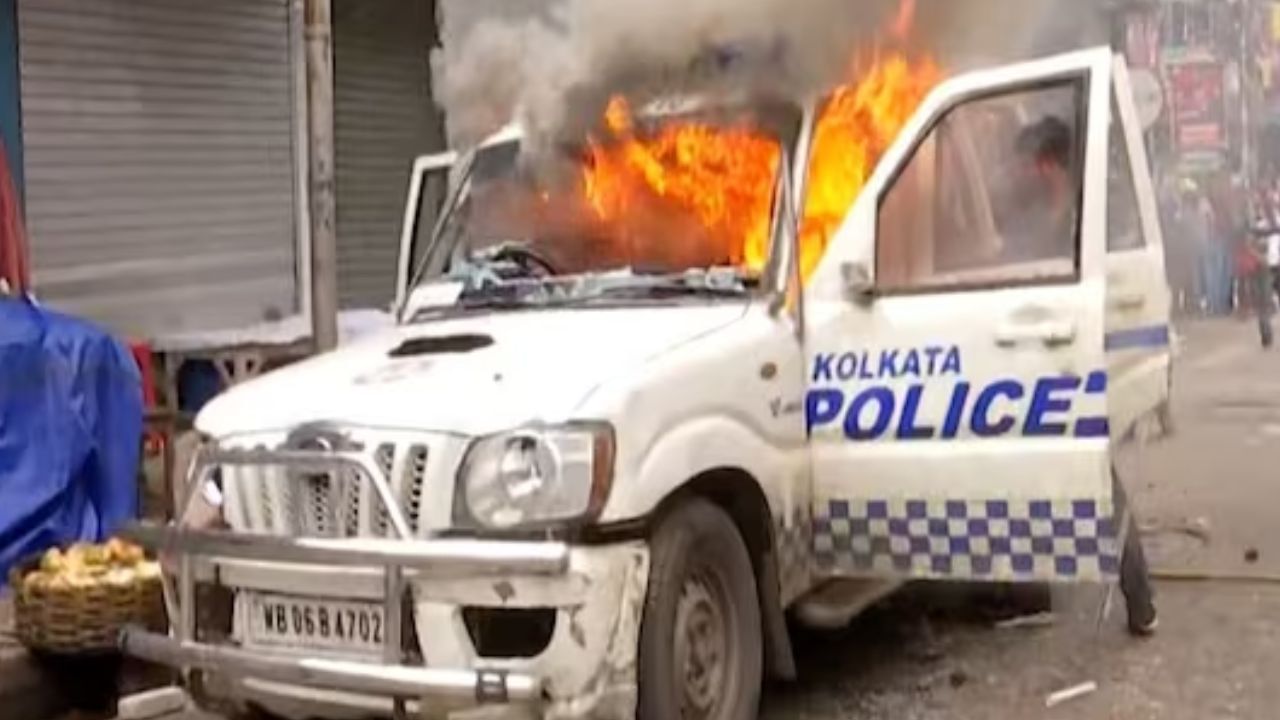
[1203,247,1219,315]
[1115,472,1157,636]
[1259,270,1275,348]
[1210,247,1226,315]
[1216,246,1234,315]
[1197,249,1214,313]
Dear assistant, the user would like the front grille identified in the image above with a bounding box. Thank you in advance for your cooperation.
[296,465,364,537]
[404,445,428,535]
[219,434,437,539]
[374,444,395,537]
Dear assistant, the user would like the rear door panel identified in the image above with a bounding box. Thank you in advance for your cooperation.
[1105,57,1173,440]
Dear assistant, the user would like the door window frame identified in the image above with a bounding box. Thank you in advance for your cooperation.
[394,151,462,312]
[871,72,1093,297]
[1105,95,1147,254]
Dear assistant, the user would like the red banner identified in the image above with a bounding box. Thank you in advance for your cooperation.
[1168,61,1226,154]
[0,140,27,293]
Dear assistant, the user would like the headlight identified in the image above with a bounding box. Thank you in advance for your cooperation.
[455,422,615,530]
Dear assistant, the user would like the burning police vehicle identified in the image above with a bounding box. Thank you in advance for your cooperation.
[121,40,1171,720]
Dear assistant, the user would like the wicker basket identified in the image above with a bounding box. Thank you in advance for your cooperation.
[8,553,167,655]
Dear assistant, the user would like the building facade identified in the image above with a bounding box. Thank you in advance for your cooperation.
[1110,0,1262,187]
[5,0,445,339]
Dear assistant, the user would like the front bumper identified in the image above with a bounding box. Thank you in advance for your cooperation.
[123,630,541,704]
[122,523,648,720]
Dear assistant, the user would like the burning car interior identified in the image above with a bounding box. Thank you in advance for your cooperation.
[406,94,804,314]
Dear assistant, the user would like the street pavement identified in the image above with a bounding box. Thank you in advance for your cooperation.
[149,317,1280,720]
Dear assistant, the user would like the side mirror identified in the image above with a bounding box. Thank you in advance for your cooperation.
[841,262,875,304]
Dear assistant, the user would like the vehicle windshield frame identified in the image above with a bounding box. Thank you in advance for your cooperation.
[400,100,801,320]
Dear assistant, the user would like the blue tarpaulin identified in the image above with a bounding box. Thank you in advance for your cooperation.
[0,296,142,583]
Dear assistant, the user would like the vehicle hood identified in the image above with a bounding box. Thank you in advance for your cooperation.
[196,305,746,438]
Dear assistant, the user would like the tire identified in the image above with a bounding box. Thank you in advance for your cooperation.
[1114,471,1157,636]
[638,499,763,720]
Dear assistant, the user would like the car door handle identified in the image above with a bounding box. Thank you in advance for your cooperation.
[995,321,1077,347]
[1110,291,1146,310]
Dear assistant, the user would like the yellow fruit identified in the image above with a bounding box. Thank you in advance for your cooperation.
[46,573,73,591]
[104,567,134,586]
[39,548,64,573]
[67,573,95,589]
[104,538,127,562]
[82,544,110,567]
[22,570,48,593]
[119,542,146,567]
[64,543,88,566]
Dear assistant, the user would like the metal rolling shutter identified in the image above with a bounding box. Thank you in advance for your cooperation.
[18,0,299,337]
[334,0,443,309]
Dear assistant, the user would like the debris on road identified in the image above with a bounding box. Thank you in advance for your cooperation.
[994,611,1056,630]
[1150,567,1280,585]
[116,687,188,720]
[1045,680,1098,708]
[1245,547,1260,563]
[1139,516,1212,545]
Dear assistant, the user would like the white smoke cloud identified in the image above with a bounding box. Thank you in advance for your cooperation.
[914,0,1109,71]
[435,0,909,146]
[433,0,1108,147]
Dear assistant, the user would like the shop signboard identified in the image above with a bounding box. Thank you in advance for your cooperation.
[1168,60,1227,156]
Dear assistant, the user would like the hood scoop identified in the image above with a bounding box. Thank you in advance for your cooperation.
[389,334,494,358]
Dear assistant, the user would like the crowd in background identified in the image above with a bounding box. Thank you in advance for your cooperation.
[1164,174,1280,348]
[1160,177,1280,326]
[1239,180,1280,347]
[1160,177,1235,318]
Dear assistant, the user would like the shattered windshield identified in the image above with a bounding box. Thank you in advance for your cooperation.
[406,99,800,316]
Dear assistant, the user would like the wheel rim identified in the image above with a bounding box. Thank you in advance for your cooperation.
[674,567,730,719]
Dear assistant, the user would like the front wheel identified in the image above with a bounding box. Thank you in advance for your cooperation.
[638,499,762,720]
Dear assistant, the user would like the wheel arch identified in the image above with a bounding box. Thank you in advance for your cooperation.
[648,467,797,681]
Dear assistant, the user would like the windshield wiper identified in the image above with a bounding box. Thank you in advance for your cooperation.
[595,282,746,299]
[590,269,751,299]
[409,280,575,321]
[407,269,750,322]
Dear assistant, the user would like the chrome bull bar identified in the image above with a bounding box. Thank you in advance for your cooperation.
[122,444,569,713]
[121,629,543,704]
[177,445,417,539]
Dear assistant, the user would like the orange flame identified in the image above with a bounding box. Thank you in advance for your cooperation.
[798,54,940,278]
[580,53,939,279]
[583,97,782,270]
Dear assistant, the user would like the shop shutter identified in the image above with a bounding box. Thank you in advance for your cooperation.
[334,0,443,309]
[18,0,299,337]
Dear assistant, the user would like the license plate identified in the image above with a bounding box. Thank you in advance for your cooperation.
[239,592,385,654]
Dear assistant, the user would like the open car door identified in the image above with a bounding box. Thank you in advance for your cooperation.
[394,150,459,313]
[804,48,1118,584]
[1105,56,1173,440]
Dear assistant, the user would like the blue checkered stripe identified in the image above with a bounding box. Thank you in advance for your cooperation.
[775,510,813,604]
[813,498,1120,581]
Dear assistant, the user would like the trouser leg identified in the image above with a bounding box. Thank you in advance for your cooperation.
[1114,473,1157,634]
[1258,270,1275,347]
